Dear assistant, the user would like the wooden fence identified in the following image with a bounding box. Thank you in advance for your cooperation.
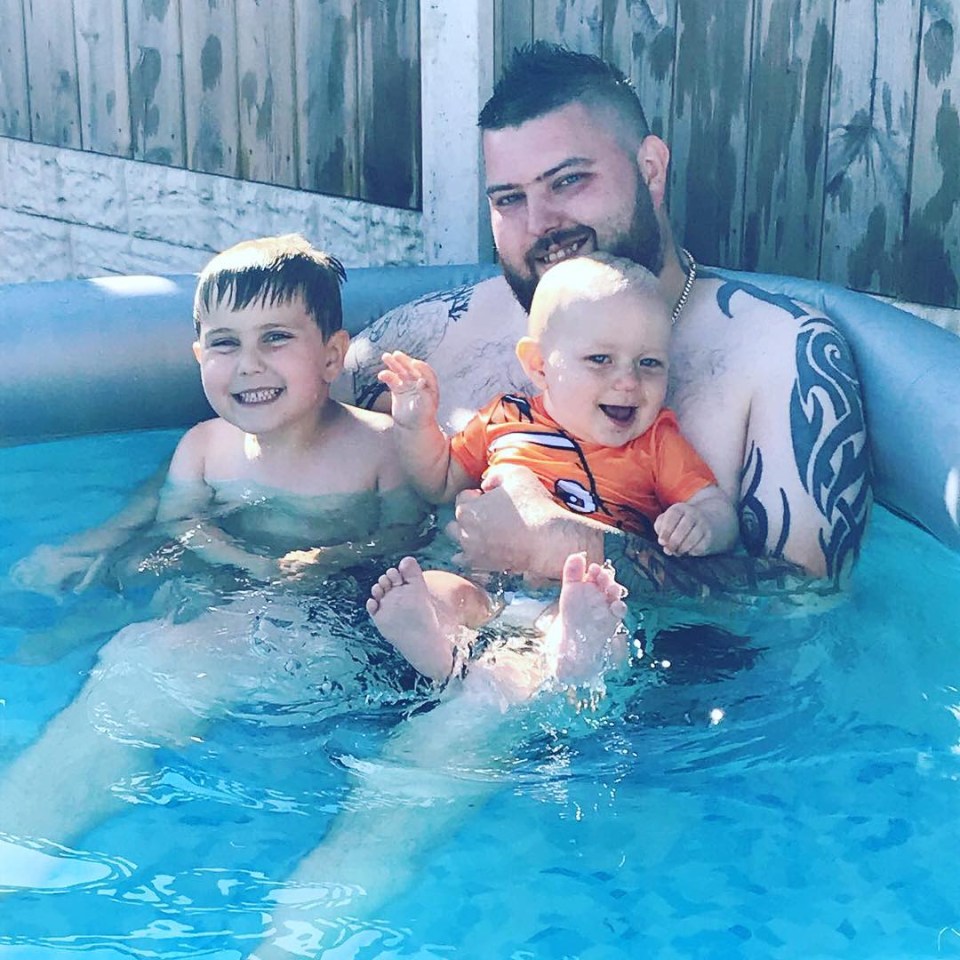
[0,0,420,210]
[494,0,960,308]
[1,0,957,307]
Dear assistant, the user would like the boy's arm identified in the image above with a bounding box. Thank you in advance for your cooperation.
[156,425,279,582]
[378,351,473,502]
[278,486,433,578]
[10,462,168,596]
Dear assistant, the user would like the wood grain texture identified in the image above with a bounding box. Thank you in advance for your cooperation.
[23,0,81,147]
[295,0,358,197]
[74,0,132,157]
[127,0,185,166]
[821,0,921,295]
[900,0,959,307]
[0,0,30,139]
[603,0,678,141]
[358,0,420,208]
[182,0,239,176]
[534,0,603,53]
[671,0,754,267]
[236,0,297,188]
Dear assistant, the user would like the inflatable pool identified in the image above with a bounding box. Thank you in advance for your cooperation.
[1,263,958,553]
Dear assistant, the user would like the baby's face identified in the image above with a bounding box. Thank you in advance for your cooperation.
[537,286,670,447]
[193,296,343,436]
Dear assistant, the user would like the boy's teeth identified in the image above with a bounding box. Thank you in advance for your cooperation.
[236,388,282,403]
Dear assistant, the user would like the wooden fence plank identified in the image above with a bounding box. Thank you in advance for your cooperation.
[127,0,185,166]
[671,0,755,267]
[742,0,833,277]
[0,0,29,139]
[182,0,239,176]
[74,0,132,156]
[603,0,678,141]
[358,0,420,209]
[236,0,297,188]
[820,0,921,295]
[294,0,358,197]
[495,0,534,77]
[23,0,81,147]
[900,0,959,307]
[533,0,603,53]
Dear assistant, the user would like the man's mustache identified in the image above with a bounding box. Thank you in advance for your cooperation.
[526,227,596,262]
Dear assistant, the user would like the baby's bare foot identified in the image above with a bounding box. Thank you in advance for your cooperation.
[366,557,455,682]
[547,552,628,687]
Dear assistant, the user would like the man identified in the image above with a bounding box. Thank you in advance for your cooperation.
[339,42,870,598]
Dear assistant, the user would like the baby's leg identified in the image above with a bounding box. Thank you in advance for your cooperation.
[544,552,628,686]
[366,556,496,682]
[465,552,628,704]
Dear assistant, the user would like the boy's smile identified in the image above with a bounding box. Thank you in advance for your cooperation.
[193,297,346,439]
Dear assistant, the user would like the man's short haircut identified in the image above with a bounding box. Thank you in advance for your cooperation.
[193,234,346,338]
[478,41,650,140]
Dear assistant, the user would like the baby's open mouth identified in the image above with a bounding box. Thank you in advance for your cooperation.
[599,404,636,424]
[233,387,284,404]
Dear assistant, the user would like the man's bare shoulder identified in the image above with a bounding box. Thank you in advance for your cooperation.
[699,271,836,336]
[337,276,532,430]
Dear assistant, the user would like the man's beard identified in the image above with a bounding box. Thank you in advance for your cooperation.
[500,183,663,314]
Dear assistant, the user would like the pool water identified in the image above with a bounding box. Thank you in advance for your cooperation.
[1,429,960,959]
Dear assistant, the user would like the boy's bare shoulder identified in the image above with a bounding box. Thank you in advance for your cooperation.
[335,402,394,438]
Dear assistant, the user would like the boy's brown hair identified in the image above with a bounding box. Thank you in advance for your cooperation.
[193,234,346,338]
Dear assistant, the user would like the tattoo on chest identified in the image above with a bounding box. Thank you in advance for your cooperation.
[354,284,478,408]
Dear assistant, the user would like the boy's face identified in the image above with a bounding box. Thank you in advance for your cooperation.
[518,286,670,447]
[193,296,347,436]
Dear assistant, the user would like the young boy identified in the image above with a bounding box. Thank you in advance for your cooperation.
[0,234,436,860]
[155,233,423,576]
[367,253,738,688]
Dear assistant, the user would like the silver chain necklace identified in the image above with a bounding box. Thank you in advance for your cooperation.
[671,248,697,325]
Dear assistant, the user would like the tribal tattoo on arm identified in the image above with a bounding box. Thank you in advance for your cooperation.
[603,276,871,601]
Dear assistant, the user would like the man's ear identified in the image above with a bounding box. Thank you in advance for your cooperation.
[516,337,548,389]
[192,341,202,364]
[321,329,350,383]
[637,135,670,209]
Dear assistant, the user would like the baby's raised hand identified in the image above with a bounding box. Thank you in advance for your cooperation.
[377,351,440,428]
[654,502,713,557]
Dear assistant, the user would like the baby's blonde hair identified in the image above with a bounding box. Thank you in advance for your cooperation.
[528,253,667,340]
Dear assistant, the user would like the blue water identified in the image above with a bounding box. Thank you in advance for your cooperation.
[1,429,960,959]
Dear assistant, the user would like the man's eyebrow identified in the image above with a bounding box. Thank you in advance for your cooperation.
[485,157,593,197]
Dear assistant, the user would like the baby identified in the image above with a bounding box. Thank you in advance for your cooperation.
[367,253,738,689]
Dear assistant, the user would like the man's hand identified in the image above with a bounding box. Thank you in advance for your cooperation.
[445,465,603,580]
[377,351,441,430]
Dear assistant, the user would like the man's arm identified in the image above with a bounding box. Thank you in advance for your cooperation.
[446,466,837,605]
